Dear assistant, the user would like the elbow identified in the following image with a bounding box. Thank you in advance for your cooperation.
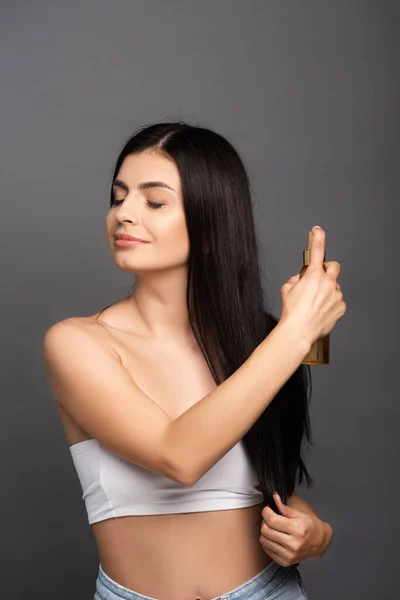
[177,474,197,487]
[162,430,199,486]
[165,456,198,487]
[172,463,198,487]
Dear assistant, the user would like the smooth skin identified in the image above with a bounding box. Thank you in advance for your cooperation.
[43,150,339,599]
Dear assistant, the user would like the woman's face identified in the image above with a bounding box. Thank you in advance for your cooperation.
[106,149,190,274]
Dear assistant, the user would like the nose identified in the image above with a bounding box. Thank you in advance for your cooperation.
[115,203,139,225]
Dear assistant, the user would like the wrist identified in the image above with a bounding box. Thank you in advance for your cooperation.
[318,521,333,558]
[276,317,313,358]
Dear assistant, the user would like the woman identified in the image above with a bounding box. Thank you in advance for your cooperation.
[43,121,344,600]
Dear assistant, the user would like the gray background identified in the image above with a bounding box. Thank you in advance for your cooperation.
[1,1,398,598]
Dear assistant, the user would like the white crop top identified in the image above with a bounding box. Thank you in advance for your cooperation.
[69,438,264,524]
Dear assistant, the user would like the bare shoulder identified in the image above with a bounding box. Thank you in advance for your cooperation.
[43,315,121,363]
[42,316,124,446]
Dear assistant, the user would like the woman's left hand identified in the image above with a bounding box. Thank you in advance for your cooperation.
[259,492,329,566]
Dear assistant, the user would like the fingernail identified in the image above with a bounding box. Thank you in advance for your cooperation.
[313,225,321,231]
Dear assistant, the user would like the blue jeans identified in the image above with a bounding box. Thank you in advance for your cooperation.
[94,560,308,599]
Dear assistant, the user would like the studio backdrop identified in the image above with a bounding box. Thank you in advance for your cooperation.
[1,1,398,598]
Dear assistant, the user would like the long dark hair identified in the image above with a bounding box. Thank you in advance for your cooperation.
[97,120,314,512]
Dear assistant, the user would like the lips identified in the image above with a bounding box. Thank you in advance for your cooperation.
[115,233,148,242]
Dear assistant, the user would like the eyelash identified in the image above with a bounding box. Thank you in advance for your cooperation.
[112,199,164,210]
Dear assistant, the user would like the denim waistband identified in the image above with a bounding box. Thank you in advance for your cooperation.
[96,559,295,600]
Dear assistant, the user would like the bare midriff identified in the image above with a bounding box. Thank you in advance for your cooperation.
[58,304,272,600]
[92,504,272,600]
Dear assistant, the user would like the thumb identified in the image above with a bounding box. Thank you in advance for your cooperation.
[273,492,304,518]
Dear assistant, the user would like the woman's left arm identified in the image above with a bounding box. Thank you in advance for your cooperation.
[259,492,333,565]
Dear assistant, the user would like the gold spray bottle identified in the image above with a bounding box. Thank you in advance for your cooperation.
[300,230,330,365]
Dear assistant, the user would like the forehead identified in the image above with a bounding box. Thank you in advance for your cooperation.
[115,150,181,195]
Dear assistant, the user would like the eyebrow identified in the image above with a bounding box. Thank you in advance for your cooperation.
[112,178,176,193]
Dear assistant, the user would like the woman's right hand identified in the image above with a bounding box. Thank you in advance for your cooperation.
[280,226,347,346]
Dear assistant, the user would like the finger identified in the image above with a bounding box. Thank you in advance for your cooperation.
[259,535,288,557]
[260,544,282,564]
[309,226,326,269]
[259,540,289,567]
[260,522,293,550]
[262,508,295,535]
[324,260,341,280]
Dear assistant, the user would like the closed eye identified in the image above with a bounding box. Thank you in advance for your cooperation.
[112,199,164,210]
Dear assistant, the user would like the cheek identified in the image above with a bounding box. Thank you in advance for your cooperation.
[105,217,113,247]
[156,215,189,263]
[154,213,189,246]
[105,212,115,235]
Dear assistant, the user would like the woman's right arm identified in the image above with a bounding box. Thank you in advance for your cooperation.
[164,319,311,484]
